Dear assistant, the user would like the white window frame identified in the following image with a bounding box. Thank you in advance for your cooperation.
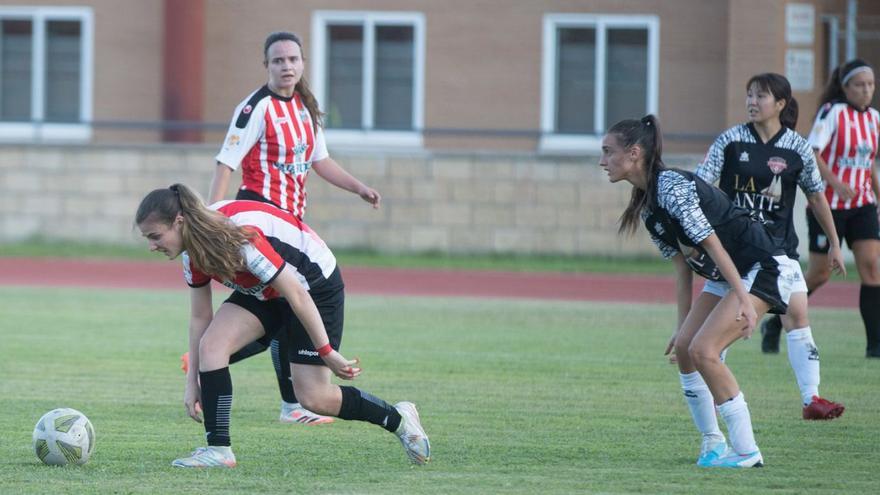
[0,6,93,142]
[540,14,659,153]
[311,10,425,149]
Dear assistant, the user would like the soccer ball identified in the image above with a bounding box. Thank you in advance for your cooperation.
[32,408,95,466]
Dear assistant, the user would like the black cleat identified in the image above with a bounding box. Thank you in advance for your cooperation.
[760,315,782,354]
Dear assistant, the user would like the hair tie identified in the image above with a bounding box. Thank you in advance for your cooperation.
[842,65,874,86]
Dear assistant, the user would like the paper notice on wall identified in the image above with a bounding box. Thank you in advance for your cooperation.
[786,3,815,45]
[786,49,814,91]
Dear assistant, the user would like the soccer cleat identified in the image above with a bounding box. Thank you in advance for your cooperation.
[697,439,729,467]
[802,396,845,420]
[394,402,431,465]
[181,352,190,373]
[280,403,335,425]
[171,446,237,468]
[760,316,782,354]
[703,449,764,468]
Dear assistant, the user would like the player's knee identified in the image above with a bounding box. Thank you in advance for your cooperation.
[687,343,718,369]
[296,388,331,415]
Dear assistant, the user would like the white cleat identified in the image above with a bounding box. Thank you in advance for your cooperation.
[697,439,729,467]
[703,449,764,468]
[394,401,431,465]
[280,403,335,425]
[171,446,237,468]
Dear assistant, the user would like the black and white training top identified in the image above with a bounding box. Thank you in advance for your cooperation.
[696,123,823,258]
[642,169,782,278]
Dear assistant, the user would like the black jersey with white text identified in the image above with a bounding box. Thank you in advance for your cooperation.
[642,169,782,278]
[696,123,822,258]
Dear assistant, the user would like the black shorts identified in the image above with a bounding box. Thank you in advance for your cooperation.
[235,188,279,207]
[224,268,345,365]
[806,204,880,253]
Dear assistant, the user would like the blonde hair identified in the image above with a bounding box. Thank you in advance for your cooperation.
[135,184,254,280]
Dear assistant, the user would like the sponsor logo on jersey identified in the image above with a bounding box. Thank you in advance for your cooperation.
[273,160,312,175]
[226,134,240,147]
[222,280,268,296]
[653,221,665,235]
[273,117,290,125]
[816,234,827,249]
[739,151,750,162]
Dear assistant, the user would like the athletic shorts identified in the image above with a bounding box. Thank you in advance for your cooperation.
[807,204,880,253]
[224,267,345,365]
[701,255,802,314]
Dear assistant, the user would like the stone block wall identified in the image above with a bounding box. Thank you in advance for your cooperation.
[0,143,705,258]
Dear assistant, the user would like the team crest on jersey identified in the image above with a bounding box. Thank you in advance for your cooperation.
[739,151,749,162]
[299,109,309,122]
[653,221,665,235]
[243,104,253,114]
[761,157,788,200]
[293,142,308,155]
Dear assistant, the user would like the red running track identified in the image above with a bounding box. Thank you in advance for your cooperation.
[0,257,858,308]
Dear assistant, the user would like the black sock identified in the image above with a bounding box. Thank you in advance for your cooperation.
[229,341,267,365]
[200,367,233,447]
[859,285,880,351]
[270,338,297,403]
[338,386,401,433]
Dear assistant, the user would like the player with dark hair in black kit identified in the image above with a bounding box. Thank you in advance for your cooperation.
[601,114,807,468]
[696,73,845,420]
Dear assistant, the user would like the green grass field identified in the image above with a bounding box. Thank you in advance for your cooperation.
[0,286,877,494]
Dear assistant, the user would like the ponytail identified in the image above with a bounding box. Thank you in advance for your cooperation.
[135,184,254,281]
[608,114,666,236]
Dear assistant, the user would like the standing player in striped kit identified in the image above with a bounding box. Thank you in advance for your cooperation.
[760,60,880,358]
[189,32,383,425]
[137,184,429,468]
[696,73,846,420]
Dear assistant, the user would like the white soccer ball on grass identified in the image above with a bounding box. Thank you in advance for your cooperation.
[32,408,95,466]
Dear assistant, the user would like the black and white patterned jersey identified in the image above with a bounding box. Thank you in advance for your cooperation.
[696,123,822,258]
[642,169,781,277]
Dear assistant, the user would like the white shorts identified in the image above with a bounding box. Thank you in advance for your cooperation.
[702,255,804,314]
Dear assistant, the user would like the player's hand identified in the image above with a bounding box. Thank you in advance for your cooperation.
[322,350,362,380]
[828,244,847,277]
[184,381,203,423]
[830,178,856,201]
[358,187,382,209]
[664,331,678,364]
[735,299,758,339]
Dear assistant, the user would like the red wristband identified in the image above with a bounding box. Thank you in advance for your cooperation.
[316,344,333,357]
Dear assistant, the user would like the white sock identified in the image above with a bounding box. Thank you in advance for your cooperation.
[281,400,300,413]
[786,327,820,405]
[718,392,759,455]
[680,372,725,447]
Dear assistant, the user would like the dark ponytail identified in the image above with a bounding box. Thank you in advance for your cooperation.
[747,73,798,130]
[263,31,324,132]
[819,58,872,108]
[608,114,666,235]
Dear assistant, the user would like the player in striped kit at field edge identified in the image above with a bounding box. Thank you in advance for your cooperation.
[196,31,382,425]
[760,60,880,358]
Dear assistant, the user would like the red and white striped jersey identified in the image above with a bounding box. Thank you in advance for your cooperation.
[808,101,880,209]
[182,200,337,301]
[215,85,329,218]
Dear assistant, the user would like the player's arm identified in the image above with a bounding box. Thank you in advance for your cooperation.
[208,163,234,204]
[699,234,757,336]
[806,191,846,277]
[814,152,855,201]
[312,156,381,208]
[185,283,213,422]
[872,162,880,201]
[270,267,361,380]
